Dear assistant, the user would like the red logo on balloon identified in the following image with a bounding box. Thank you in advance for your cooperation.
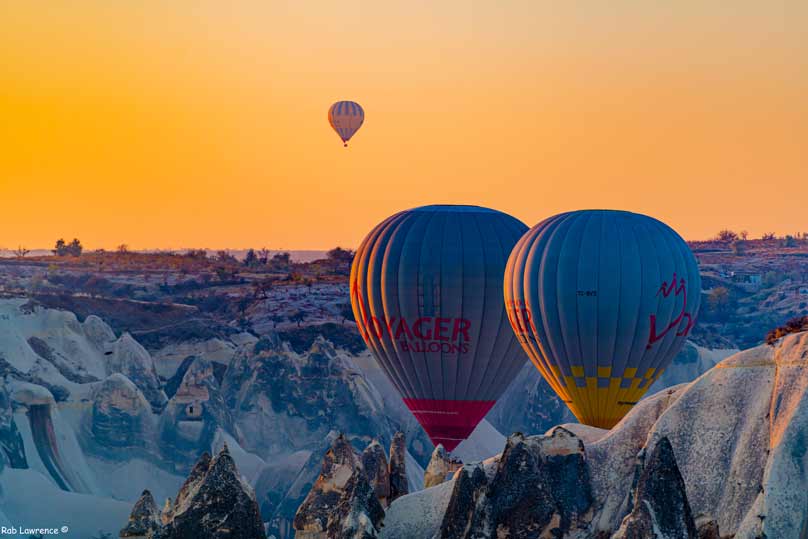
[352,281,472,354]
[647,272,694,349]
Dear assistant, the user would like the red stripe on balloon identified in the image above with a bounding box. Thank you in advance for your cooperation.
[402,398,495,452]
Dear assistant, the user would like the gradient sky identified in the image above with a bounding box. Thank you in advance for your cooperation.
[2,1,806,250]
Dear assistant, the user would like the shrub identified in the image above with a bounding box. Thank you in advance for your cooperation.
[715,229,738,242]
[766,316,808,345]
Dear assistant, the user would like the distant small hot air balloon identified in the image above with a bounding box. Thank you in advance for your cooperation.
[504,210,701,429]
[328,101,364,147]
[351,205,529,451]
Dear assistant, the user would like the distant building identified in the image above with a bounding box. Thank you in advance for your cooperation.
[730,271,763,290]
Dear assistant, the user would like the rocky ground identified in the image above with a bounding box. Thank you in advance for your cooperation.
[0,244,806,538]
[362,330,808,538]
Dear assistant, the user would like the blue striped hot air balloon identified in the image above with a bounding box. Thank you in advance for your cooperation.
[503,210,701,429]
[350,205,528,451]
[328,101,364,147]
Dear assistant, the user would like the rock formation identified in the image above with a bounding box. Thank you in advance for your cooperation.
[161,445,266,539]
[119,489,162,538]
[158,356,234,466]
[293,434,384,539]
[0,383,26,470]
[383,331,808,538]
[612,437,697,539]
[437,427,592,539]
[361,440,390,507]
[221,337,387,458]
[91,373,154,450]
[387,431,408,503]
[107,333,168,411]
[423,444,463,488]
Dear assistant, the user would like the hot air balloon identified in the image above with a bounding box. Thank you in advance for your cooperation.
[328,101,364,147]
[504,210,700,429]
[351,205,528,451]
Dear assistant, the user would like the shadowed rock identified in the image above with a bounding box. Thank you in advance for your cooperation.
[695,517,720,539]
[0,384,26,470]
[171,451,211,518]
[388,431,408,503]
[438,464,488,539]
[612,437,697,539]
[294,434,384,538]
[163,444,266,539]
[361,440,390,506]
[120,489,161,538]
[437,428,592,539]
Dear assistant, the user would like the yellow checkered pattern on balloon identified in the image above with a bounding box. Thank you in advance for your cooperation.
[554,365,665,429]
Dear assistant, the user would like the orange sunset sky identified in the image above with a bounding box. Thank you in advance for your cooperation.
[1,1,806,250]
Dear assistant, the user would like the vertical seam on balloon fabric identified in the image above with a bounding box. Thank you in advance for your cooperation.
[417,209,441,400]
[462,212,486,402]
[386,213,424,398]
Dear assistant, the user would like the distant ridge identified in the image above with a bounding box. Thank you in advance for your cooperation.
[0,249,329,263]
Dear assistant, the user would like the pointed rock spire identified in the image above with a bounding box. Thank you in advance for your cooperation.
[388,431,408,503]
[163,444,265,539]
[294,433,384,538]
[361,440,390,507]
[613,437,698,539]
[119,489,161,538]
[424,444,462,488]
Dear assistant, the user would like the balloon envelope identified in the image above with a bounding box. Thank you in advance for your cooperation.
[328,101,364,146]
[504,210,700,429]
[351,205,528,450]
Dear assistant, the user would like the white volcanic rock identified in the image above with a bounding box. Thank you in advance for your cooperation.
[0,299,109,382]
[90,373,154,450]
[380,480,455,539]
[7,379,57,406]
[646,331,808,539]
[82,314,117,348]
[0,467,130,539]
[159,356,234,463]
[152,337,240,379]
[107,333,167,410]
[648,341,738,395]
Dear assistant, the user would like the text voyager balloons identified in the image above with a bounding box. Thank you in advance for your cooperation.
[328,101,364,147]
[351,205,529,451]
[504,210,701,429]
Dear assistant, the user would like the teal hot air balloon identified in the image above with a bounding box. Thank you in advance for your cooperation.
[503,210,701,429]
[351,205,528,451]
